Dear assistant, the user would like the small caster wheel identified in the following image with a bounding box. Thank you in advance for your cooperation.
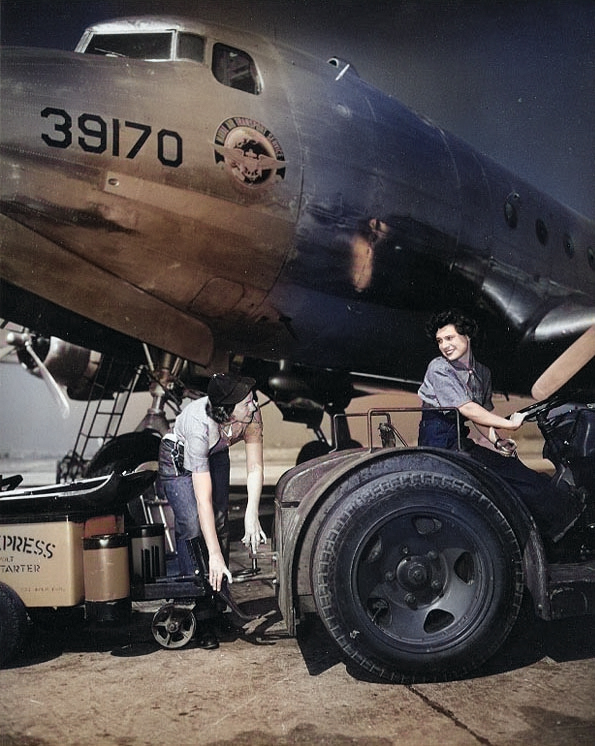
[151,603,196,649]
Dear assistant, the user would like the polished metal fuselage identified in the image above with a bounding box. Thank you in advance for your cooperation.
[1,17,594,392]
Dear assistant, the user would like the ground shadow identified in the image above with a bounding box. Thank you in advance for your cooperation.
[296,614,347,676]
[8,589,594,680]
[295,603,595,684]
[5,593,287,669]
[477,608,595,677]
[6,606,161,668]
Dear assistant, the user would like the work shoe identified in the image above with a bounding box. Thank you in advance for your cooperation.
[195,622,219,650]
[213,613,242,643]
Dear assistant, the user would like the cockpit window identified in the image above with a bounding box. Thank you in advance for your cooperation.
[212,43,261,94]
[178,33,205,62]
[84,32,174,60]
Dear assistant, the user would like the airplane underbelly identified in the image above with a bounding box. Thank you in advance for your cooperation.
[1,156,288,301]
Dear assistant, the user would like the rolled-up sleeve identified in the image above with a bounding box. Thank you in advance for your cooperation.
[418,358,471,409]
[183,427,210,472]
[175,403,211,473]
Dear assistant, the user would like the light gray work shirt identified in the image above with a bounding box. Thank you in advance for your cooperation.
[418,353,494,411]
[171,396,263,473]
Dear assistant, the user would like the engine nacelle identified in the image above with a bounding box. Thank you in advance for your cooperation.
[8,332,137,401]
[42,338,99,396]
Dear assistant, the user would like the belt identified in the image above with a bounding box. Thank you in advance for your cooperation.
[421,408,460,423]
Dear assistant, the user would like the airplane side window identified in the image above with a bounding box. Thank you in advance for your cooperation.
[178,33,205,63]
[84,32,174,60]
[535,218,549,246]
[212,43,261,94]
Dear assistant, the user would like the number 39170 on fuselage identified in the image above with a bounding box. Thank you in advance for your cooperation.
[1,15,594,396]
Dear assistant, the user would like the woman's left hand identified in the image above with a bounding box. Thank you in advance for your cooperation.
[494,437,517,456]
[242,512,267,553]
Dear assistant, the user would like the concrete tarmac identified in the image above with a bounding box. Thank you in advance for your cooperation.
[1,540,595,746]
[1,456,595,746]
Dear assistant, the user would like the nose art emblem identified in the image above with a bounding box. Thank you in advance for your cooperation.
[214,117,286,188]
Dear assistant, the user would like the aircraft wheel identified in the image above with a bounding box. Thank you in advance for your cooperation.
[296,439,363,465]
[311,471,524,683]
[296,441,331,464]
[151,603,196,649]
[0,582,28,667]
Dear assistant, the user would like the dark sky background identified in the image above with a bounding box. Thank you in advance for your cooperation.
[1,0,594,219]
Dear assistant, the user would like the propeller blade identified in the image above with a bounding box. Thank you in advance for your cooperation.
[531,325,595,400]
[24,339,71,419]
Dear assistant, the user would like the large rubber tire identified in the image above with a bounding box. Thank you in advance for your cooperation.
[312,471,524,683]
[0,582,28,667]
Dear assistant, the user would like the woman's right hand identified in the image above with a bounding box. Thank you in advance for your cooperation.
[208,551,233,591]
[507,411,527,429]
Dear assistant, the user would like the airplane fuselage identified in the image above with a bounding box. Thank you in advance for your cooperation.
[1,16,594,395]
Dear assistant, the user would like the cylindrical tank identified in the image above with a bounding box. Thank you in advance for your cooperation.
[128,524,167,584]
[83,533,130,623]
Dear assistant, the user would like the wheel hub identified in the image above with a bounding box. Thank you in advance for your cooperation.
[393,549,444,606]
[398,558,429,589]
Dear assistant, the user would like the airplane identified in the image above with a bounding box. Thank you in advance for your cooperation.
[1,14,594,476]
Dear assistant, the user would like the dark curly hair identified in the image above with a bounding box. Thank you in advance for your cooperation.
[425,309,478,341]
[206,401,235,424]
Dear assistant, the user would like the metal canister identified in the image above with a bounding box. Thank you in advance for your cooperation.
[83,533,130,623]
[128,524,166,584]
